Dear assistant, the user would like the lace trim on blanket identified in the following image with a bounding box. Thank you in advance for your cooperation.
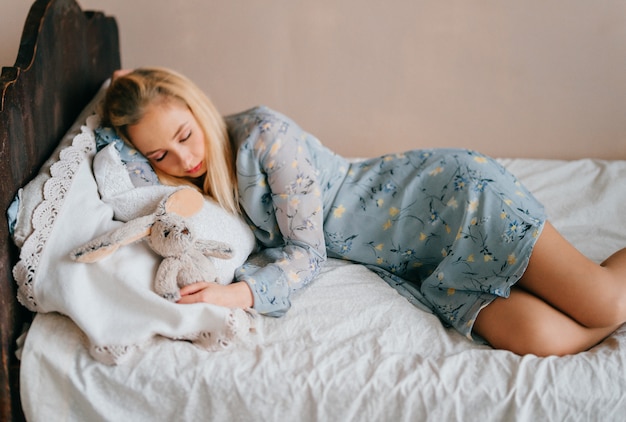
[87,308,255,365]
[178,308,255,349]
[12,114,100,312]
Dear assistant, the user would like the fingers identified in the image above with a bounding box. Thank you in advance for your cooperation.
[111,69,133,81]
[177,282,211,304]
[179,281,210,296]
[176,294,200,305]
[175,282,253,308]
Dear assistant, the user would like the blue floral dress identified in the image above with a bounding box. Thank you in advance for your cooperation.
[227,106,546,340]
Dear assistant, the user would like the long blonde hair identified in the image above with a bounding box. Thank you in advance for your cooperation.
[103,67,239,214]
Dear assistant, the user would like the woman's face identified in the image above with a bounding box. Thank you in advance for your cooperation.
[127,98,207,179]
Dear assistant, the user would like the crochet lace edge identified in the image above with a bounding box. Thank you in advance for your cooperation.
[12,113,100,311]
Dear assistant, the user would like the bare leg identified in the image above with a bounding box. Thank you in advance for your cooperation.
[473,288,620,356]
[473,221,626,356]
[518,222,626,328]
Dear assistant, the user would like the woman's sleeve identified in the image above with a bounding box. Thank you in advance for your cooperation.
[235,111,327,317]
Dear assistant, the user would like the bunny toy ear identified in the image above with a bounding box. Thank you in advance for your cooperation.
[165,188,205,217]
[70,215,155,263]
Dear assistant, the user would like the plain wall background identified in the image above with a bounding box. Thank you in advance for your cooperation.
[2,0,626,159]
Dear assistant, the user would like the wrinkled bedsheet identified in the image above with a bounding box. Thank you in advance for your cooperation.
[20,158,626,421]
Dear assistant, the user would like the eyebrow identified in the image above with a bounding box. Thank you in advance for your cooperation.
[144,122,187,157]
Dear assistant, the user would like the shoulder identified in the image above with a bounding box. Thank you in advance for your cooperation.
[225,105,293,129]
[224,105,297,132]
[225,105,302,151]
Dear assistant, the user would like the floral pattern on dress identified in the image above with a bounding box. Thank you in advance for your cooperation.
[227,106,546,339]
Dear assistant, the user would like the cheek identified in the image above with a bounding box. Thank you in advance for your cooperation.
[151,157,176,174]
[193,135,207,156]
[150,161,168,174]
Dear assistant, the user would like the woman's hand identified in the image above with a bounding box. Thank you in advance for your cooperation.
[111,69,132,81]
[177,281,254,309]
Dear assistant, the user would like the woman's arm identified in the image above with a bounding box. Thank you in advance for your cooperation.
[176,108,328,315]
[232,108,328,316]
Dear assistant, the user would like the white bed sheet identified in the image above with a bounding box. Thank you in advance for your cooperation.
[20,158,626,422]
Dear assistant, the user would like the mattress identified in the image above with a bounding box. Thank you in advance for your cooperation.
[19,157,626,421]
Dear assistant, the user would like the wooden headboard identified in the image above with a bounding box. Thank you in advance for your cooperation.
[0,0,120,419]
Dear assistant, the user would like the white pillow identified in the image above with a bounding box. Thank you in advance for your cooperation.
[12,85,257,365]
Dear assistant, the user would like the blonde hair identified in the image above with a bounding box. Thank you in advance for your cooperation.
[103,67,239,214]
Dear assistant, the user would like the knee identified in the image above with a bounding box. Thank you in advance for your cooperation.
[584,300,626,329]
[577,282,626,329]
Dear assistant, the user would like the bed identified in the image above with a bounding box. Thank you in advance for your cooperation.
[1,1,625,421]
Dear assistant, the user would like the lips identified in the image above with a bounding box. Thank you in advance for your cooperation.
[186,162,203,175]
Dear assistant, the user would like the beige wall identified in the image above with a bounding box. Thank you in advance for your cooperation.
[3,0,626,159]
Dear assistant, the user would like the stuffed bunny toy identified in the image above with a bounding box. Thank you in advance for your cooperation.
[71,188,234,301]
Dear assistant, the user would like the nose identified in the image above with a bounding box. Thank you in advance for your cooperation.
[172,147,194,170]
[182,156,195,171]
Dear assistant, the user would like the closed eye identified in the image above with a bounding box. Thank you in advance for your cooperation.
[180,130,192,142]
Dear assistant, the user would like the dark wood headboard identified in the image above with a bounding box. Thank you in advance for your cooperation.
[0,0,120,419]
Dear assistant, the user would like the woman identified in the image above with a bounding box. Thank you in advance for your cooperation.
[103,67,626,356]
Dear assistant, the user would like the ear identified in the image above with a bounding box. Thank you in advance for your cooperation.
[70,215,155,263]
[196,239,234,260]
[165,188,204,217]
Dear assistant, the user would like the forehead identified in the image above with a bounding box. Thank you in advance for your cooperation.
[142,96,190,125]
[128,98,191,148]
